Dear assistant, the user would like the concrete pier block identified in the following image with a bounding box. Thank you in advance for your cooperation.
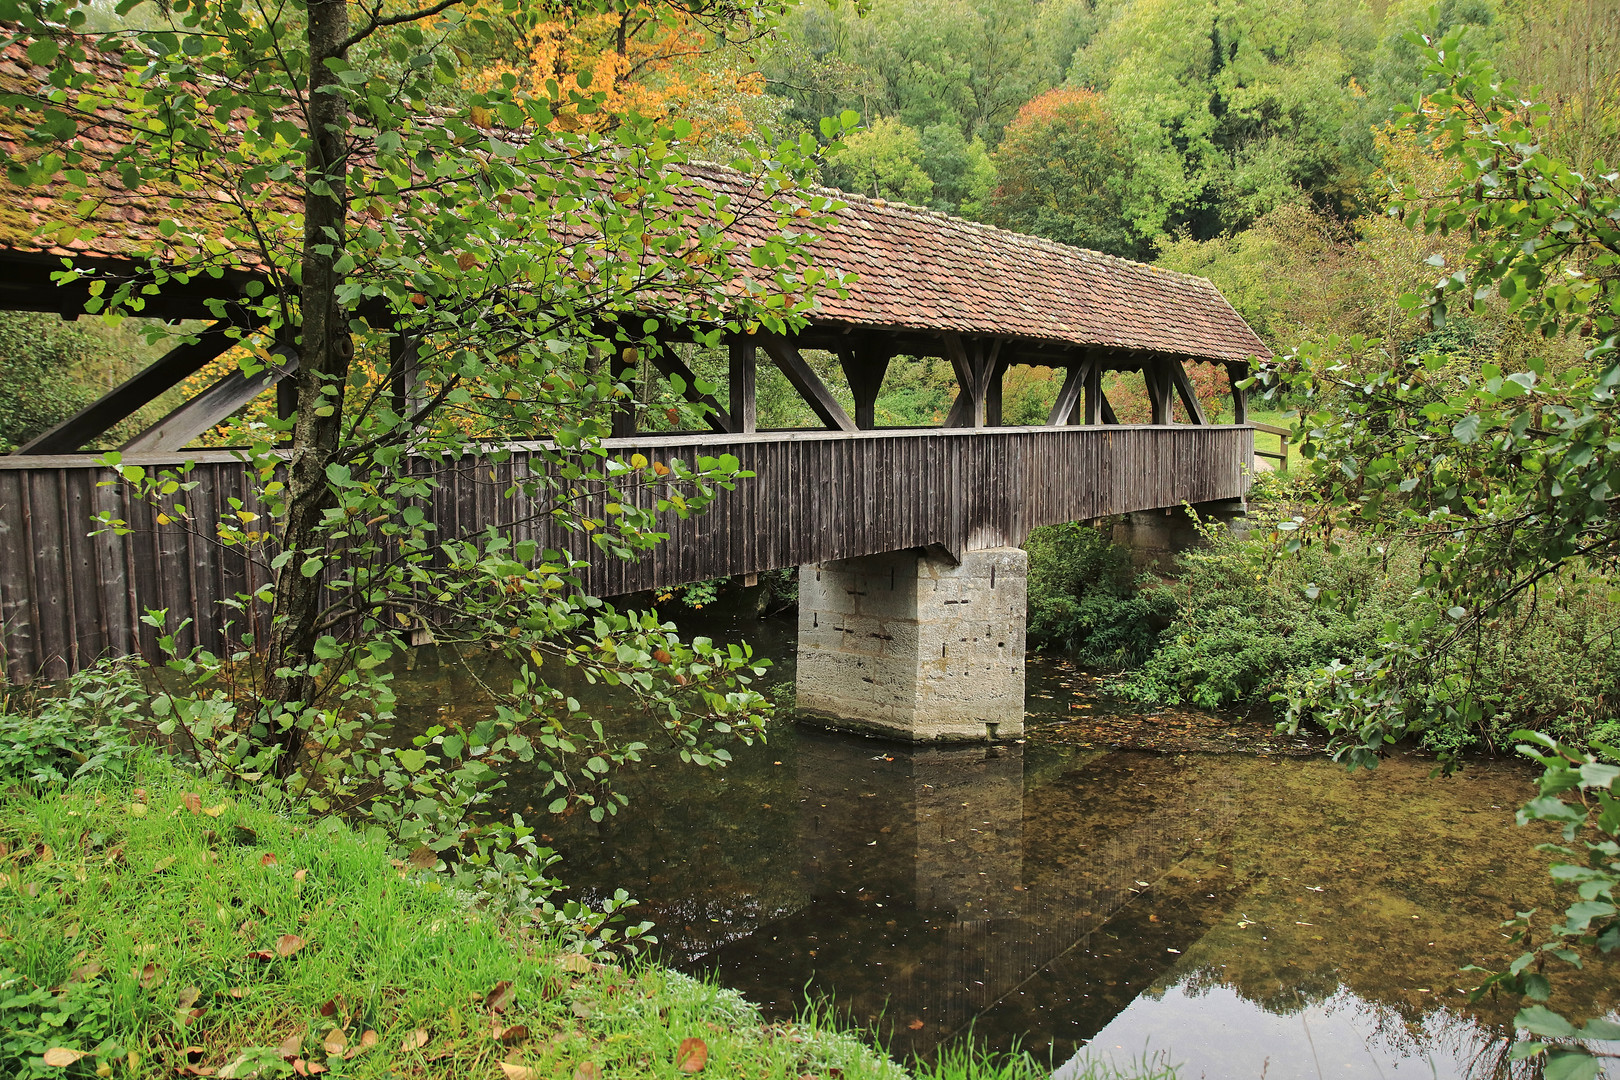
[795,547,1026,742]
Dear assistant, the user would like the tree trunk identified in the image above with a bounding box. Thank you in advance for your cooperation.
[264,0,353,776]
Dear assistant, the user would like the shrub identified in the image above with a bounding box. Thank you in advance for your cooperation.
[0,661,144,787]
[1025,523,1175,668]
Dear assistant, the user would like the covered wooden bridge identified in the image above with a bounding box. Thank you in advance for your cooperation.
[0,162,1267,736]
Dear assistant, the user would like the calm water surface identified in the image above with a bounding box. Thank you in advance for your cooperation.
[395,600,1617,1078]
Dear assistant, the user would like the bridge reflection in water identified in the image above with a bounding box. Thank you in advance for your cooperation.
[676,734,1241,1060]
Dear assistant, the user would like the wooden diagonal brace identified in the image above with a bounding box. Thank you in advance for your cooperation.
[646,346,733,434]
[121,345,297,453]
[1167,357,1208,425]
[15,318,262,454]
[1046,359,1093,426]
[759,337,856,432]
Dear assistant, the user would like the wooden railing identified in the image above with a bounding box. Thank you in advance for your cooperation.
[0,424,1252,681]
[1251,422,1290,472]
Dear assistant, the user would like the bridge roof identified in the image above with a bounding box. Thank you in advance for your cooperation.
[0,40,1265,364]
[689,166,1268,364]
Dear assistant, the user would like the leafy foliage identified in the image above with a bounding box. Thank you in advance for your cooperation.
[1024,522,1173,668]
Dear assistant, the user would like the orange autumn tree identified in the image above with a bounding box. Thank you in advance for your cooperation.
[465,0,782,147]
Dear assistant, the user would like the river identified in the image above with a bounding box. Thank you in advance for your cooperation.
[393,597,1618,1079]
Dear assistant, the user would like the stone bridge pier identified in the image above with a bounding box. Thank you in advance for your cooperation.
[794,546,1028,742]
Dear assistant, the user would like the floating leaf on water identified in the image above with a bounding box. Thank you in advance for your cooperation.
[676,1037,708,1073]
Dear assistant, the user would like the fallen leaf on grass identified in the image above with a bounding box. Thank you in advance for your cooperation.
[177,987,202,1010]
[202,804,227,817]
[153,856,177,873]
[574,1063,603,1080]
[224,987,250,999]
[42,1047,87,1066]
[558,952,593,974]
[399,1029,429,1052]
[322,1029,346,1056]
[260,853,278,867]
[133,962,162,989]
[66,962,101,983]
[278,1035,303,1060]
[499,1065,538,1080]
[486,980,516,1013]
[276,934,305,958]
[351,1030,378,1056]
[907,1019,924,1031]
[182,792,201,814]
[129,803,147,817]
[293,868,307,883]
[497,1025,530,1046]
[407,845,436,870]
[570,1001,594,1020]
[245,950,275,962]
[676,1037,708,1073]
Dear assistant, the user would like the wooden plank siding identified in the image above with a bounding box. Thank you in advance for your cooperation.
[0,425,1252,682]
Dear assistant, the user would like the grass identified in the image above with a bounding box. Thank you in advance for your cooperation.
[0,753,1046,1080]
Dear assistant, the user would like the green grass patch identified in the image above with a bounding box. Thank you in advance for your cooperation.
[0,754,1039,1080]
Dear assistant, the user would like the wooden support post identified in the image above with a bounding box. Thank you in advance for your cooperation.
[646,344,733,433]
[729,338,757,434]
[1146,358,1173,425]
[1084,362,1102,425]
[1229,361,1249,424]
[759,337,857,432]
[121,345,297,453]
[838,343,891,430]
[1167,357,1208,425]
[942,334,1001,429]
[986,355,1008,427]
[388,330,422,422]
[1047,360,1092,426]
[610,347,637,438]
[15,318,260,454]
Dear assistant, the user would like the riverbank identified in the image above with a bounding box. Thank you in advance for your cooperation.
[0,753,1044,1080]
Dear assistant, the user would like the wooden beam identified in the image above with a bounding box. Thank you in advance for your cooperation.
[942,334,1000,428]
[1146,358,1173,425]
[388,331,422,421]
[838,343,891,430]
[1047,360,1090,426]
[985,354,1008,427]
[1228,361,1249,424]
[121,346,297,453]
[729,338,757,434]
[15,319,260,455]
[1097,384,1119,425]
[1083,362,1102,425]
[759,337,857,432]
[646,345,732,434]
[1167,357,1208,425]
[610,347,637,438]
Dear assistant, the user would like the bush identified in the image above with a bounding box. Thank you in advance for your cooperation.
[1121,534,1413,713]
[1025,523,1175,668]
[0,662,144,787]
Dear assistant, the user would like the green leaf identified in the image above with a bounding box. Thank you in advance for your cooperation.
[1518,1005,1577,1039]
[396,748,428,773]
[1544,1049,1600,1080]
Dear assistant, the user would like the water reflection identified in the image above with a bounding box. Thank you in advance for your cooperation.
[391,604,1618,1073]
